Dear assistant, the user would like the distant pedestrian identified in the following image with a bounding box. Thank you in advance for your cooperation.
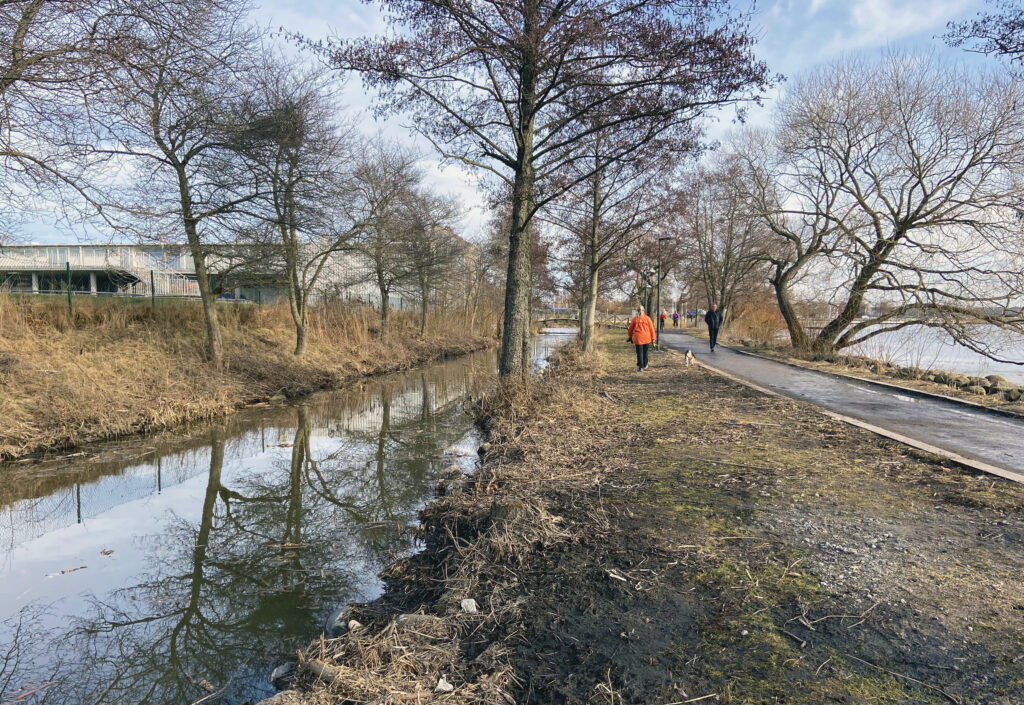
[672,311,679,328]
[659,311,666,330]
[627,305,656,372]
[705,304,723,351]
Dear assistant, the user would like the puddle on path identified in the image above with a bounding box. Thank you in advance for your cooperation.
[0,330,575,705]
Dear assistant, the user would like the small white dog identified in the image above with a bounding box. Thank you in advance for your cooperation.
[684,349,696,367]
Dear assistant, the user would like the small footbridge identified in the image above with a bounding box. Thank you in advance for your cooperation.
[536,311,629,328]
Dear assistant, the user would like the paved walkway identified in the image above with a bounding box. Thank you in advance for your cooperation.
[660,330,1024,480]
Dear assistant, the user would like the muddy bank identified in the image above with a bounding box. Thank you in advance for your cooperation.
[0,297,494,461]
[271,338,1024,705]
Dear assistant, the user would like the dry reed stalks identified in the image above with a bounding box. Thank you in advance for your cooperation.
[0,295,493,459]
[284,341,623,705]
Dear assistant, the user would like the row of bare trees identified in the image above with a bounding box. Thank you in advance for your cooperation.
[542,47,1024,365]
[312,0,772,377]
[676,52,1024,361]
[1,0,777,378]
[0,0,488,363]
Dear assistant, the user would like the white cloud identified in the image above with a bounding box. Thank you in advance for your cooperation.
[824,0,975,55]
[808,0,829,17]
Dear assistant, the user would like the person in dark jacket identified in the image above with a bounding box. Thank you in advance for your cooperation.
[705,304,723,351]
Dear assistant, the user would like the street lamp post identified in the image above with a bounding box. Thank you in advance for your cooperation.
[655,236,673,349]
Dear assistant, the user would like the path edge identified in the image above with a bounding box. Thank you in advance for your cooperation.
[727,346,1024,422]
[671,350,1024,486]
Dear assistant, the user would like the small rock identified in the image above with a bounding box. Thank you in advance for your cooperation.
[435,676,455,693]
[325,606,353,638]
[1005,388,1023,403]
[269,662,295,689]
[347,619,363,632]
[741,629,749,636]
[963,385,988,396]
[269,394,288,404]
[986,374,1009,386]
[460,598,479,615]
[948,374,971,388]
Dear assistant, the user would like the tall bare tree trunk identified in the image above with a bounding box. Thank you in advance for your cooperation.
[177,170,223,365]
[581,263,600,353]
[499,140,535,378]
[498,1,537,379]
[580,170,601,353]
[379,283,390,335]
[772,264,808,350]
[419,280,428,336]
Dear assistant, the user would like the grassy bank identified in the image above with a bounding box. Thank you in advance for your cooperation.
[271,334,1024,705]
[0,296,493,460]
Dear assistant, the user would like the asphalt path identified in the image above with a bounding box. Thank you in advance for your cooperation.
[659,330,1024,480]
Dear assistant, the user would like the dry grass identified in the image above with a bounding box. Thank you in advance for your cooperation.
[279,340,633,704]
[0,296,493,459]
[278,340,614,700]
[725,299,786,346]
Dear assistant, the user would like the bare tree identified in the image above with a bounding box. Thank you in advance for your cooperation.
[0,0,129,225]
[306,0,770,377]
[352,143,420,335]
[398,189,464,336]
[86,0,260,364]
[742,52,1024,360]
[676,158,770,323]
[946,0,1024,71]
[545,135,670,351]
[234,59,364,355]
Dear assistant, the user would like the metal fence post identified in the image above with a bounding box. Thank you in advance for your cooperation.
[150,270,156,310]
[66,262,72,319]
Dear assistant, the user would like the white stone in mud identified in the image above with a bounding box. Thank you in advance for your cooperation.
[435,675,455,693]
[460,598,479,614]
[269,662,295,687]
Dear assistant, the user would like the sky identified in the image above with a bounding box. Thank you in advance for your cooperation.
[16,0,999,245]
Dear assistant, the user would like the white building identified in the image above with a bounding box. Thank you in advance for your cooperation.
[0,243,384,304]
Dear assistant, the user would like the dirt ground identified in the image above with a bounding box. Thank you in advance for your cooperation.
[275,337,1024,705]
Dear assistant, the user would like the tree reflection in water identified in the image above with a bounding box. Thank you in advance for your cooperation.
[0,356,490,705]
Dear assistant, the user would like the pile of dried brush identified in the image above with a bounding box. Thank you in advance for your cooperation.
[272,343,616,705]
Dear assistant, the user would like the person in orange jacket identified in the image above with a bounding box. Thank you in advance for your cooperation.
[627,305,656,372]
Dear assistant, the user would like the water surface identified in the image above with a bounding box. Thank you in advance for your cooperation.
[0,331,574,705]
[845,325,1024,384]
